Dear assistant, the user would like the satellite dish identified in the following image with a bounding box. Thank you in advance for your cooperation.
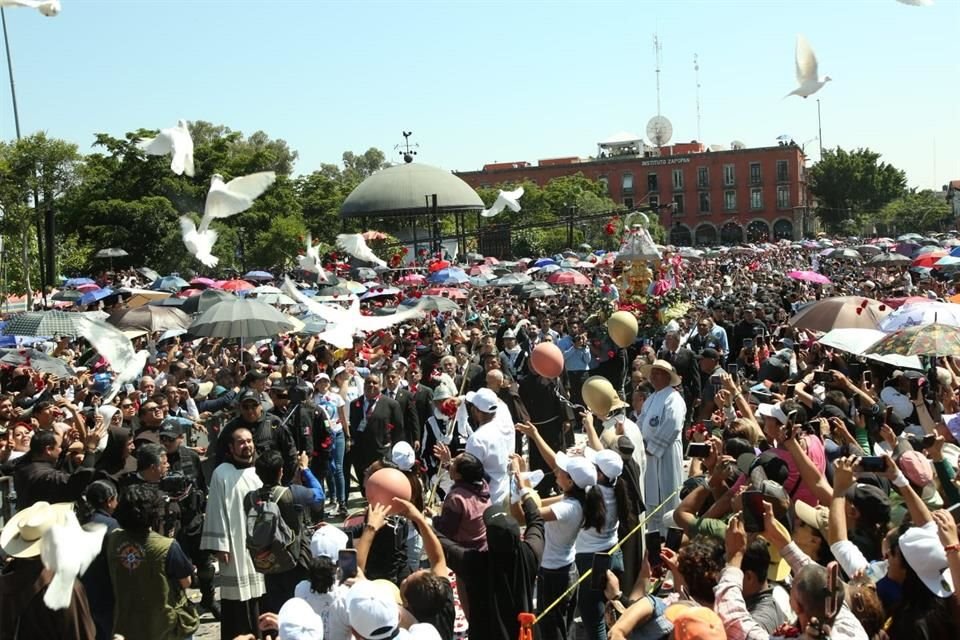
[646,116,673,147]
[731,140,746,150]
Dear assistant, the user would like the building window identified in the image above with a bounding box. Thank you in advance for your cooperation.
[599,176,609,193]
[697,166,709,188]
[723,164,735,186]
[672,169,684,191]
[699,192,710,213]
[750,188,763,210]
[724,190,736,211]
[749,162,761,185]
[622,173,633,195]
[649,195,659,211]
[647,173,658,192]
[777,185,790,209]
[673,194,685,215]
[776,160,788,182]
[623,197,634,209]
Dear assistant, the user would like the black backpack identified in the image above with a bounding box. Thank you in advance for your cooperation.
[244,485,298,574]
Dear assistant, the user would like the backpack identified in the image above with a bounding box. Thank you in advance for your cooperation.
[244,485,298,574]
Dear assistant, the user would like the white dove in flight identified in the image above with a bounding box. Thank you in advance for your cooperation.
[282,277,427,347]
[336,233,387,268]
[481,186,524,218]
[0,0,61,17]
[77,315,150,402]
[786,35,831,99]
[180,171,277,267]
[138,119,195,177]
[40,509,107,611]
[297,232,329,282]
[896,0,932,5]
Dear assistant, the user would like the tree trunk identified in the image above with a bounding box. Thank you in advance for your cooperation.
[21,226,31,310]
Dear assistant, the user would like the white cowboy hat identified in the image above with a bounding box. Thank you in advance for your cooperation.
[640,359,682,387]
[0,501,74,558]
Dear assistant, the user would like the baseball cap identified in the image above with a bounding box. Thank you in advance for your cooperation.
[697,348,720,360]
[897,450,934,488]
[432,386,454,402]
[347,580,400,640]
[583,447,623,480]
[899,525,955,597]
[245,369,269,381]
[238,389,260,405]
[737,450,790,488]
[756,403,788,425]
[465,388,498,414]
[309,525,349,560]
[315,372,330,382]
[794,501,830,539]
[391,441,416,472]
[159,419,184,440]
[503,328,517,339]
[664,603,725,640]
[845,483,891,524]
[554,452,597,489]
[332,366,347,379]
[278,597,324,640]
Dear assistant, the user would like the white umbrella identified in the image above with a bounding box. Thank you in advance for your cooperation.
[818,328,886,354]
[879,301,960,332]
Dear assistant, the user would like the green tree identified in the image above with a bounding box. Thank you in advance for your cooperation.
[0,133,80,306]
[297,149,389,241]
[878,190,952,234]
[808,147,906,233]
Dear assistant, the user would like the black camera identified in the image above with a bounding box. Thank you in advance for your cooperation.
[159,472,193,498]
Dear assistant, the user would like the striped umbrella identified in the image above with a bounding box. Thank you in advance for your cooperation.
[3,311,82,337]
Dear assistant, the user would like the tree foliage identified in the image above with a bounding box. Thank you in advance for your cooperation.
[808,147,906,233]
[878,190,952,234]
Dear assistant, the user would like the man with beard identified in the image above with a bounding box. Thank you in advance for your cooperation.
[201,427,265,640]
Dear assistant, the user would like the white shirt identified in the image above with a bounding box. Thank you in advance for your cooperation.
[294,580,348,638]
[575,484,618,553]
[541,497,583,569]
[314,391,345,433]
[464,400,514,505]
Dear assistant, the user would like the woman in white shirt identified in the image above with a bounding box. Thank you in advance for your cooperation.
[517,422,606,640]
[315,372,350,517]
[577,448,625,640]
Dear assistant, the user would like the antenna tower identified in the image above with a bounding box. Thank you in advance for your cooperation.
[653,34,663,117]
[694,53,702,142]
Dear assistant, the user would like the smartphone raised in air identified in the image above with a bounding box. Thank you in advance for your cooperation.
[858,456,886,473]
[741,490,765,534]
[337,549,358,581]
[686,442,711,458]
[665,527,684,553]
[645,532,663,568]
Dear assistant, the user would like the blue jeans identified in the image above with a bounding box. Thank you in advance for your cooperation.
[575,548,624,640]
[327,431,346,504]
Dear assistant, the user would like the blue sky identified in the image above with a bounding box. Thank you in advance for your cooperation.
[2,0,957,189]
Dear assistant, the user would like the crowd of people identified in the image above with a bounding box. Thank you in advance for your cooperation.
[0,238,959,640]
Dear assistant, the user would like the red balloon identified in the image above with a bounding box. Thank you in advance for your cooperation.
[530,342,564,379]
[364,467,412,513]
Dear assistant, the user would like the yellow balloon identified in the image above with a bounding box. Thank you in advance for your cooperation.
[582,376,628,419]
[607,311,639,348]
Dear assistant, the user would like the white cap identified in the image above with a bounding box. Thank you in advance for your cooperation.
[309,525,349,560]
[332,366,347,379]
[503,328,517,339]
[391,441,416,472]
[583,447,623,480]
[347,580,400,640]
[900,525,954,597]
[554,452,597,489]
[405,623,443,640]
[756,403,788,425]
[278,597,325,640]
[465,388,498,413]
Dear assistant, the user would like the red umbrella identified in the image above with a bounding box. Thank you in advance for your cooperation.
[912,251,947,268]
[218,279,254,292]
[546,269,592,286]
[177,288,204,298]
[428,260,451,273]
[882,296,931,310]
[424,287,467,299]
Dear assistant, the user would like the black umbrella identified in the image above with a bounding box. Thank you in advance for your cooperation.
[0,348,74,378]
[188,298,295,340]
[147,297,186,308]
[52,289,83,303]
[180,289,234,314]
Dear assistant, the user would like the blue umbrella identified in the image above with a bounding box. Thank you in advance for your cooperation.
[533,258,557,267]
[950,246,960,258]
[244,270,274,281]
[64,277,95,288]
[541,264,562,274]
[79,287,116,306]
[150,275,189,291]
[428,268,468,285]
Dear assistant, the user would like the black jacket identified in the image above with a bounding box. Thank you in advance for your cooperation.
[13,456,95,510]
[383,387,419,445]
[216,413,298,483]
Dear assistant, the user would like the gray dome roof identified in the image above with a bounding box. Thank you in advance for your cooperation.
[340,162,484,218]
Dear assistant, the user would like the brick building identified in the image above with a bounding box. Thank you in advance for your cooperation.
[456,137,813,245]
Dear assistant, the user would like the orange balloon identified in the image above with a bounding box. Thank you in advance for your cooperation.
[530,342,564,378]
[365,467,412,513]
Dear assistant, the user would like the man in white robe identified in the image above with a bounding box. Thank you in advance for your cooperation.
[201,427,265,640]
[638,360,686,535]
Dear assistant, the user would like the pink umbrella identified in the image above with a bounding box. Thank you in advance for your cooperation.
[469,265,492,276]
[189,277,216,288]
[76,283,100,292]
[546,269,592,286]
[177,288,204,298]
[424,287,467,300]
[398,273,426,285]
[882,296,931,310]
[786,270,831,285]
[484,256,500,265]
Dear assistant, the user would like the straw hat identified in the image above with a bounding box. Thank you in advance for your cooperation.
[640,359,682,387]
[0,501,74,558]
